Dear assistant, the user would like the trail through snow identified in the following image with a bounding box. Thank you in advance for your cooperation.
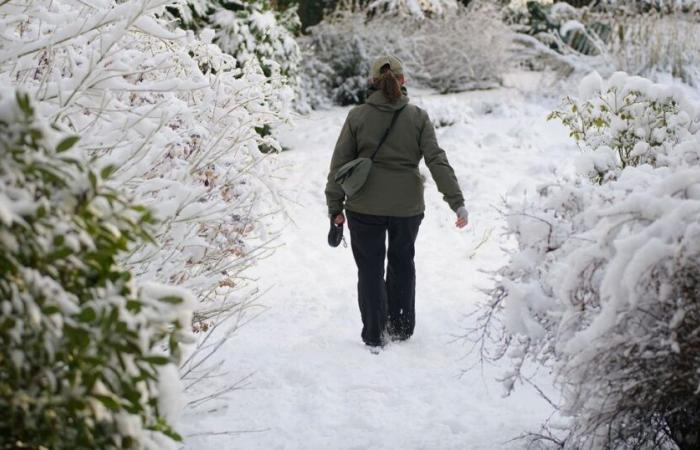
[184,75,577,450]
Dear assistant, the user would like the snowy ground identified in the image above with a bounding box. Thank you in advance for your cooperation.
[182,73,579,449]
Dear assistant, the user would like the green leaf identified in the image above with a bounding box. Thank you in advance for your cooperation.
[159,296,183,305]
[16,92,34,117]
[49,247,72,260]
[88,171,97,190]
[126,300,142,312]
[94,395,120,411]
[56,135,80,153]
[141,355,171,365]
[43,305,61,315]
[65,326,90,350]
[100,164,117,180]
[149,417,183,442]
[78,307,97,323]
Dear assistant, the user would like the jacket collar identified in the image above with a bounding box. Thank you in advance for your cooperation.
[365,86,410,111]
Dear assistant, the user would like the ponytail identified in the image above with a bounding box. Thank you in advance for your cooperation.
[374,64,402,104]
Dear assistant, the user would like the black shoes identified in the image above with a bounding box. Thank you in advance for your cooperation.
[387,323,411,342]
[328,218,343,247]
[389,332,411,342]
[364,339,384,354]
[363,328,411,351]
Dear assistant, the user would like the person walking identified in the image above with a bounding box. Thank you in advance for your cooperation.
[325,55,469,350]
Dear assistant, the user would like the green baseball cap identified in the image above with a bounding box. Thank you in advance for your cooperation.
[370,55,404,79]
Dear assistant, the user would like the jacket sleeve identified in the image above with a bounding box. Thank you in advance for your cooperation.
[325,112,357,216]
[418,110,465,212]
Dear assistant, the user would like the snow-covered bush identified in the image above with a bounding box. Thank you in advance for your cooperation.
[299,13,373,106]
[177,0,301,80]
[549,71,698,182]
[295,55,335,112]
[597,0,700,13]
[366,0,459,18]
[412,96,474,127]
[513,3,700,86]
[473,73,700,449]
[300,1,509,106]
[213,1,300,79]
[0,91,193,449]
[172,0,301,112]
[0,0,288,423]
[0,0,286,316]
[607,13,700,86]
[401,2,508,93]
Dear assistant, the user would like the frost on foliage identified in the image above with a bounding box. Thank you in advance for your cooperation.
[477,73,700,449]
[0,91,193,449]
[511,2,700,86]
[171,0,301,111]
[210,1,301,79]
[549,71,700,182]
[300,1,508,107]
[402,2,508,94]
[367,0,459,19]
[597,0,700,13]
[0,0,287,322]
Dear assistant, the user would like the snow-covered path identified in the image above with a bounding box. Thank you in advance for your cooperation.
[184,78,577,449]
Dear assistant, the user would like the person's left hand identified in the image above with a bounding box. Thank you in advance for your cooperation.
[455,206,469,229]
[333,213,346,226]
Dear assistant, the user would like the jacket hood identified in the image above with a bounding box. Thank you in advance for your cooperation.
[365,86,409,111]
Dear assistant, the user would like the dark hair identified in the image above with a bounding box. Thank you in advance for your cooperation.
[374,63,402,104]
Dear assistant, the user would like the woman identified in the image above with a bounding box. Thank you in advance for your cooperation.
[325,55,469,349]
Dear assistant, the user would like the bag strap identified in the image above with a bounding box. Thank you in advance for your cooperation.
[370,105,406,161]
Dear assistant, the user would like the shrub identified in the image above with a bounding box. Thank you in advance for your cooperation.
[0,91,193,449]
[171,0,301,110]
[607,13,700,86]
[0,0,288,425]
[209,1,301,80]
[401,2,508,93]
[512,2,700,86]
[299,16,372,106]
[472,72,700,449]
[299,1,510,107]
[0,0,286,320]
[548,71,698,182]
[366,0,460,18]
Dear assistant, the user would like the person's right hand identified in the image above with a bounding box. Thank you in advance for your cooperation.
[455,206,469,229]
[333,213,346,226]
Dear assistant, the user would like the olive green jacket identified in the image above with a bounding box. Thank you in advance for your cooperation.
[325,89,465,217]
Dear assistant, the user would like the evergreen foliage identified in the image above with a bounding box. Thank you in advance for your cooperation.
[172,0,301,83]
[0,91,193,450]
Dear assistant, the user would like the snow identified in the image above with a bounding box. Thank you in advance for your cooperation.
[578,70,603,99]
[490,71,700,446]
[560,20,585,37]
[180,73,576,449]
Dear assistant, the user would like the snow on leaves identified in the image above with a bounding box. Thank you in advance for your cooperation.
[478,72,700,448]
[0,90,194,449]
[550,71,700,183]
[0,0,288,314]
[1,0,290,445]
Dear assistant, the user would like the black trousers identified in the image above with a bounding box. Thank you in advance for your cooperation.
[346,210,424,345]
